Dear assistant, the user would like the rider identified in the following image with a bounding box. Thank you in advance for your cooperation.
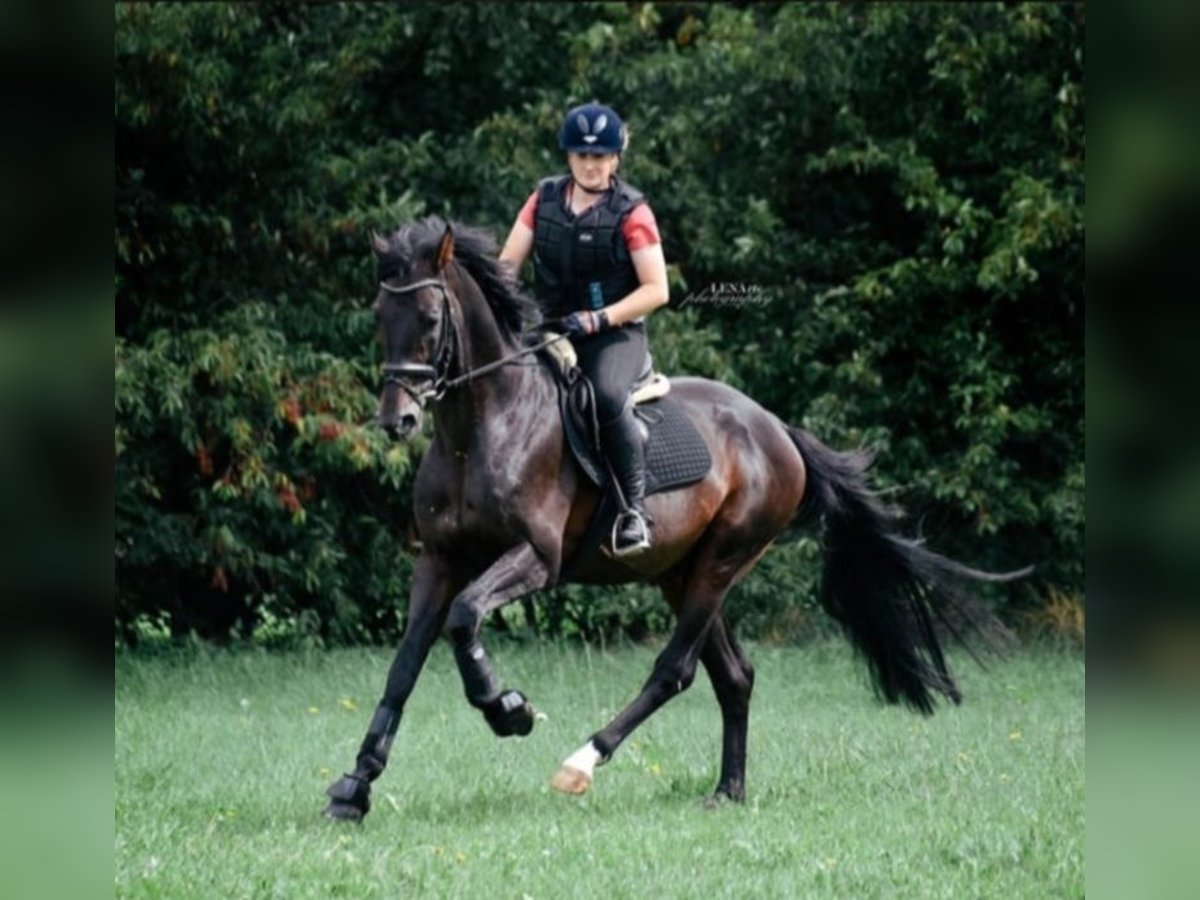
[499,101,669,556]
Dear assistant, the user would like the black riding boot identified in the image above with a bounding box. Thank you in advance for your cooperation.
[600,411,652,556]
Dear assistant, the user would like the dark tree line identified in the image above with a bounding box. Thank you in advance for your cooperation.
[115,3,1083,645]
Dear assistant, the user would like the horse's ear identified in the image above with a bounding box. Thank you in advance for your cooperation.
[370,231,390,257]
[435,224,455,271]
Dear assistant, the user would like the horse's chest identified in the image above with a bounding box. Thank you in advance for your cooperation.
[414,457,518,542]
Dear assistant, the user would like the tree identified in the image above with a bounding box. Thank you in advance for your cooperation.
[115,3,1083,643]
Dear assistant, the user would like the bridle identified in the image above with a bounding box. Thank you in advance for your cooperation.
[379,275,566,408]
[379,277,458,406]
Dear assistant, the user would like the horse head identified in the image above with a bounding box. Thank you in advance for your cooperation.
[371,221,459,441]
[369,217,541,441]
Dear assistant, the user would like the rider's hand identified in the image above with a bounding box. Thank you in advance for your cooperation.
[561,310,608,336]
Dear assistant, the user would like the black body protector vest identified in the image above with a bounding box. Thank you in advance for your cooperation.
[532,175,645,319]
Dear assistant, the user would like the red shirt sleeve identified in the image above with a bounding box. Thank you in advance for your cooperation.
[517,190,538,229]
[622,203,661,251]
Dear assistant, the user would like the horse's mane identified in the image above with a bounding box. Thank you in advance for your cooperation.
[375,215,541,341]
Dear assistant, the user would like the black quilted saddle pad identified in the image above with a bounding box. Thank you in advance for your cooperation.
[635,394,712,496]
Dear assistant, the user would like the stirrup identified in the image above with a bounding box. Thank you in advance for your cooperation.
[611,510,651,558]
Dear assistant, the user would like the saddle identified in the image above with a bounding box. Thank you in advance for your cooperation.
[540,332,712,577]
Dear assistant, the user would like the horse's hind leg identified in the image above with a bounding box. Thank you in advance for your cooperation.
[551,614,756,803]
[550,570,728,795]
[700,616,755,804]
[324,554,456,822]
[552,525,774,797]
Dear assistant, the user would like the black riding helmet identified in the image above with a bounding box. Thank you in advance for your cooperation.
[558,101,628,155]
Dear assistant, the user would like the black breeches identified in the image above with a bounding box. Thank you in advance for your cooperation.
[572,323,648,425]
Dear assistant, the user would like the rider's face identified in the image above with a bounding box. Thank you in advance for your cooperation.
[567,151,619,192]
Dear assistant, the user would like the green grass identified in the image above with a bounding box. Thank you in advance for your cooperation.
[116,639,1083,898]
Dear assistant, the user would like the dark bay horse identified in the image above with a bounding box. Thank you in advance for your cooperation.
[323,216,1023,821]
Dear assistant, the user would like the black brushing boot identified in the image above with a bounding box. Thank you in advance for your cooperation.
[324,704,397,822]
[600,411,652,556]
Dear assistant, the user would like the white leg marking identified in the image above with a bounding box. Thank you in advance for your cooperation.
[562,742,603,780]
[552,741,602,794]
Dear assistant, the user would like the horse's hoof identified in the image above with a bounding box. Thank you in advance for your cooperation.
[324,773,370,821]
[700,782,744,811]
[551,765,592,796]
[703,787,745,809]
[505,700,535,736]
[484,691,535,738]
[323,800,366,823]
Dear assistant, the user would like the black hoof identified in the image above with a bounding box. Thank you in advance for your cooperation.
[704,786,745,809]
[324,773,370,821]
[483,690,535,737]
[323,800,365,823]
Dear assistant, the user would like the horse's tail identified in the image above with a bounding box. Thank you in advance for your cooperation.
[786,426,1028,714]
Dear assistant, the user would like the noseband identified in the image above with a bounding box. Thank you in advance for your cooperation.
[379,276,457,406]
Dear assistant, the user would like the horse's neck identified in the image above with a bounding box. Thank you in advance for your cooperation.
[453,271,511,376]
[436,362,549,446]
[432,275,550,455]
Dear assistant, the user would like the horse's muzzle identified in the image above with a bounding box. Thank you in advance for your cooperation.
[381,411,420,442]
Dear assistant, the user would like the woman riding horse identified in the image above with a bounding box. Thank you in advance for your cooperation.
[499,101,666,557]
[322,207,1023,821]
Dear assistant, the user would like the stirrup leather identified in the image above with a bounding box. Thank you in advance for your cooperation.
[611,509,651,557]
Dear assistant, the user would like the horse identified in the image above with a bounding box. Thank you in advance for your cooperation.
[323,216,1024,821]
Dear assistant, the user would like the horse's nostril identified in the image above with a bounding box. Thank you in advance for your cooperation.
[400,414,418,433]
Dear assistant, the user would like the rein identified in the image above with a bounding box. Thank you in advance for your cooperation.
[379,276,564,406]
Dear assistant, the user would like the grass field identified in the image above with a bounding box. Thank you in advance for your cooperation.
[115,639,1084,898]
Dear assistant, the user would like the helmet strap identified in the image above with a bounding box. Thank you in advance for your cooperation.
[570,176,610,196]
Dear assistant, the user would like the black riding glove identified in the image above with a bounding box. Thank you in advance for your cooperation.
[560,309,610,336]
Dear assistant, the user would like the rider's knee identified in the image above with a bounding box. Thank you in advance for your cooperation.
[595,391,630,426]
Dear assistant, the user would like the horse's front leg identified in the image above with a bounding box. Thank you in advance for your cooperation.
[324,553,456,822]
[446,542,554,738]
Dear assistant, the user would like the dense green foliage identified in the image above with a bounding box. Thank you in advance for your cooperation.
[115,3,1083,643]
[115,642,1085,896]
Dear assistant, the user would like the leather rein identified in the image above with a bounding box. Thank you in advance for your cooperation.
[379,276,564,408]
